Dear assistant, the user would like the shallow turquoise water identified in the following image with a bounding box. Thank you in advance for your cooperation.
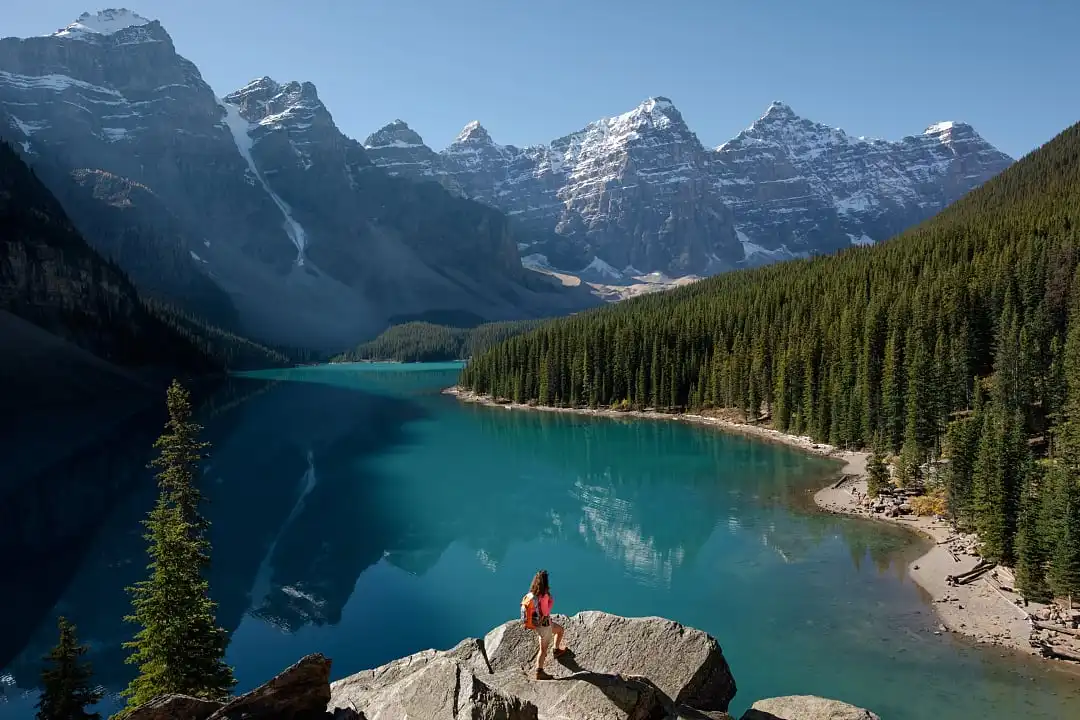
[2,363,1079,718]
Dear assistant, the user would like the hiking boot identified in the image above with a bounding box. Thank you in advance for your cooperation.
[534,668,553,680]
[553,647,571,659]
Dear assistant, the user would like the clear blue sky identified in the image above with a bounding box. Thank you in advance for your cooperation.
[7,1,1077,158]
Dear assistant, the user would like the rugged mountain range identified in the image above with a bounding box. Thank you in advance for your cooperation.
[0,10,594,351]
[365,98,1014,281]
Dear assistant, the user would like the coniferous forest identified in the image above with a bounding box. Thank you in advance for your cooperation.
[461,121,1080,600]
[333,319,546,363]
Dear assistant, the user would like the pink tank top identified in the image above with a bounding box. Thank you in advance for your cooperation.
[538,593,553,617]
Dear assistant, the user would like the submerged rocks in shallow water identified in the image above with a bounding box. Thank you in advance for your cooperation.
[742,695,880,720]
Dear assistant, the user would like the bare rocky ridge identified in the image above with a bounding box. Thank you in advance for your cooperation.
[0,11,596,351]
[120,612,878,719]
[365,99,1012,283]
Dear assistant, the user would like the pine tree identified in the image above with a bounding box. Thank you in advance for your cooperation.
[866,448,890,498]
[35,617,101,720]
[1047,297,1080,606]
[1014,467,1051,603]
[972,407,1009,562]
[943,409,981,528]
[1047,466,1080,608]
[120,381,235,714]
[881,327,905,452]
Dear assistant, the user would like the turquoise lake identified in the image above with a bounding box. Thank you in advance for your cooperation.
[2,363,1079,718]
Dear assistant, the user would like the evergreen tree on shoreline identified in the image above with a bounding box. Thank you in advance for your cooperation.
[119,380,235,714]
[35,617,101,720]
[1015,465,1051,603]
[866,448,890,498]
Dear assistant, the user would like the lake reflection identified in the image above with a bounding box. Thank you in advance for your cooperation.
[2,364,1078,719]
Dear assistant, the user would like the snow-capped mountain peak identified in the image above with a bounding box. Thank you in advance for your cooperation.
[922,120,980,146]
[363,97,1012,283]
[455,120,495,145]
[223,77,325,128]
[364,120,426,149]
[760,101,796,120]
[639,96,676,113]
[925,120,956,135]
[606,96,686,134]
[50,9,151,39]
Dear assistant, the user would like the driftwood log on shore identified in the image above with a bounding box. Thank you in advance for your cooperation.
[1033,620,1080,638]
[830,474,856,490]
[1036,641,1080,663]
[947,560,995,586]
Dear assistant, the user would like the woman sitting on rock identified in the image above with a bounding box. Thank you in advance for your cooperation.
[522,569,569,679]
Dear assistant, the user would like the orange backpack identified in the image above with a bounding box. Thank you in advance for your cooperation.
[520,592,540,629]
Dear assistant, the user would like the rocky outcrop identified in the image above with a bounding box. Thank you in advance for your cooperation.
[123,694,222,720]
[126,654,335,720]
[365,99,1012,282]
[329,611,737,720]
[119,615,881,720]
[741,696,880,720]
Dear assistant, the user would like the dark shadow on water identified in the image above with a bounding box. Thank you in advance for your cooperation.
[0,371,436,698]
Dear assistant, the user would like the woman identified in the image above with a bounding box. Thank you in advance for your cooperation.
[524,569,568,680]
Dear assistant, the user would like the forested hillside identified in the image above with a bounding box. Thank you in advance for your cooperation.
[461,121,1080,600]
[0,141,287,374]
[333,319,545,363]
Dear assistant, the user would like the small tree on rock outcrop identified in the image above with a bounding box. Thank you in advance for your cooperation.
[119,380,235,715]
[36,617,102,720]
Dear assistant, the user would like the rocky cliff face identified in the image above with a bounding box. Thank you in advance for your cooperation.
[119,613,879,720]
[365,98,1012,281]
[710,102,1013,264]
[0,139,208,371]
[0,11,595,351]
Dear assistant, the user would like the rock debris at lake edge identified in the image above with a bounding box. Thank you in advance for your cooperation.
[446,386,1080,668]
[123,612,879,719]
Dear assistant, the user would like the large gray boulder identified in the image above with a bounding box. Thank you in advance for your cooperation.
[125,653,333,720]
[208,653,331,719]
[124,694,222,720]
[332,655,537,720]
[483,611,736,712]
[741,696,880,720]
[330,611,737,720]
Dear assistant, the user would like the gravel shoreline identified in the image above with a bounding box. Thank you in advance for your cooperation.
[446,386,1078,662]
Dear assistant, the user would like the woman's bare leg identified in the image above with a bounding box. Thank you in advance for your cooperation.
[552,622,566,651]
[536,631,549,670]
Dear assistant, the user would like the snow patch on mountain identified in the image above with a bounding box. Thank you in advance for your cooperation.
[521,253,553,272]
[8,115,47,137]
[848,233,874,246]
[220,100,308,264]
[924,121,955,135]
[367,138,424,150]
[0,70,124,99]
[580,256,624,280]
[51,9,151,39]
